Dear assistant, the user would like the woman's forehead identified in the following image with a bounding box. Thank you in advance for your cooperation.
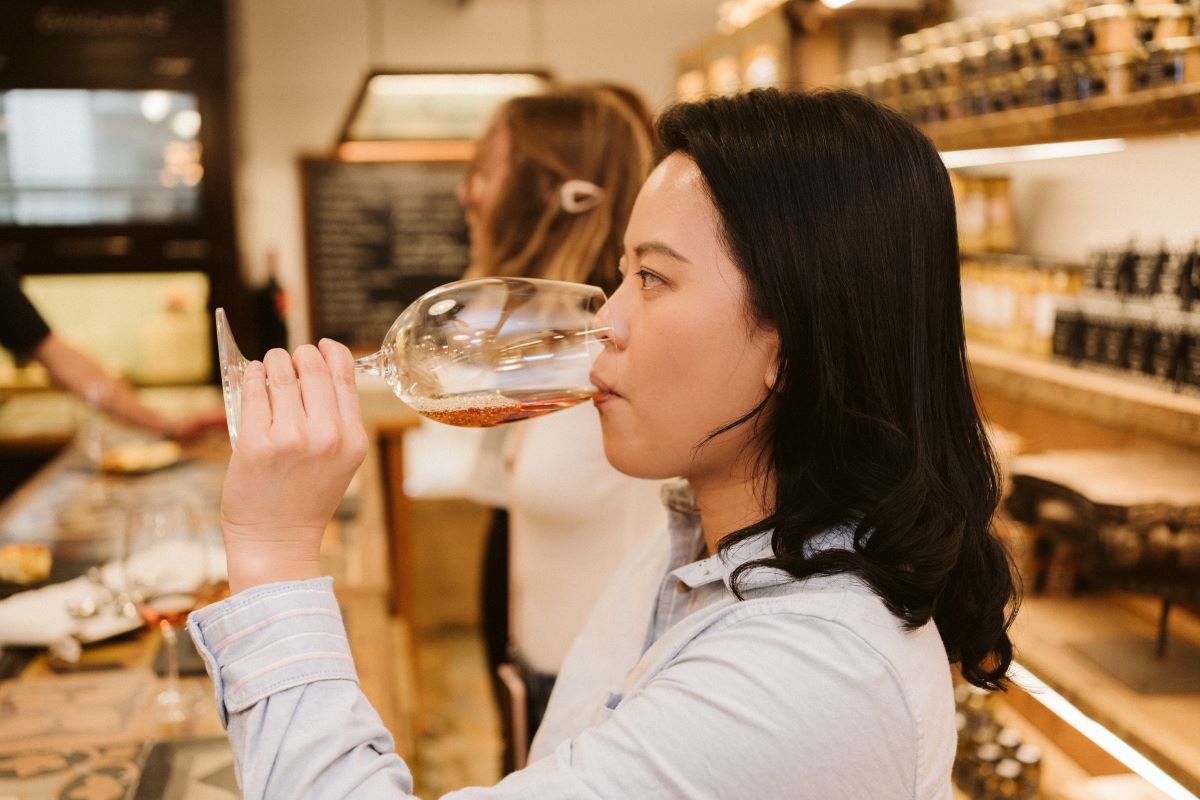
[626,154,718,248]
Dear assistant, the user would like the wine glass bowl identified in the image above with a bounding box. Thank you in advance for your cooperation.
[217,277,608,444]
[121,498,212,724]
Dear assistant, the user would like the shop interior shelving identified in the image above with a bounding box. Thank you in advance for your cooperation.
[922,85,1200,152]
[968,348,1200,798]
[968,341,1200,450]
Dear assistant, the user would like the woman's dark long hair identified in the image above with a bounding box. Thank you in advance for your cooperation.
[658,89,1018,690]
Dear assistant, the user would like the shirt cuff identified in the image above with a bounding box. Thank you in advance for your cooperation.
[187,576,357,729]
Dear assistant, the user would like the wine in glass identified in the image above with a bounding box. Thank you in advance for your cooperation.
[121,497,217,724]
[216,277,608,445]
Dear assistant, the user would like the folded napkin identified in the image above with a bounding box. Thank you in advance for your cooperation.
[0,540,226,654]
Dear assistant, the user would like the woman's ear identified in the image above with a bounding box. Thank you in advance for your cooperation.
[764,349,780,393]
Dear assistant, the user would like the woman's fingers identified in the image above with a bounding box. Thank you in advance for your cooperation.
[239,360,270,442]
[293,344,339,452]
[264,348,304,433]
[318,339,365,438]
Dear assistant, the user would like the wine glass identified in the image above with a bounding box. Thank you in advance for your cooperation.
[216,277,608,445]
[121,497,215,724]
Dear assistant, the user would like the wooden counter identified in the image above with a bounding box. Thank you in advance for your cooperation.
[0,398,424,791]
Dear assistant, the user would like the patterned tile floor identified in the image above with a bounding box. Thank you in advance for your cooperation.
[410,626,504,796]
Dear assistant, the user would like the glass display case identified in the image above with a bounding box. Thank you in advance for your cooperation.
[0,88,203,227]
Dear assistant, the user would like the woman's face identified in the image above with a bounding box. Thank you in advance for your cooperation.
[457,120,512,265]
[590,152,778,483]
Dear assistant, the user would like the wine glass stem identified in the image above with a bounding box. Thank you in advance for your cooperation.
[353,349,387,377]
[161,620,180,696]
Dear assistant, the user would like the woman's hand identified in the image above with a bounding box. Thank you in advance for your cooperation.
[219,341,369,594]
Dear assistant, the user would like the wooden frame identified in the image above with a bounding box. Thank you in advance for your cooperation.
[297,155,473,349]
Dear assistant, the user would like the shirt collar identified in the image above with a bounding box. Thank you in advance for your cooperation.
[660,478,859,594]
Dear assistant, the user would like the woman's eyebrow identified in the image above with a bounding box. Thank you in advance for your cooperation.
[633,241,692,264]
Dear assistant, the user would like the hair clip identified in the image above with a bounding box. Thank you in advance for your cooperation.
[560,179,606,214]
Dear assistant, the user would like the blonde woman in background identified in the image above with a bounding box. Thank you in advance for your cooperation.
[455,85,667,763]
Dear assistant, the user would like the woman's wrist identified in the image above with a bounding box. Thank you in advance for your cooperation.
[221,529,324,595]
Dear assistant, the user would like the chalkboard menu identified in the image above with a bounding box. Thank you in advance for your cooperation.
[301,158,470,347]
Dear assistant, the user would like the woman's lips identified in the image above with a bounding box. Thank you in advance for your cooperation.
[590,373,619,406]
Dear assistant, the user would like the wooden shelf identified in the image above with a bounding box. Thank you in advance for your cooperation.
[1011,594,1200,797]
[967,341,1200,450]
[922,85,1200,152]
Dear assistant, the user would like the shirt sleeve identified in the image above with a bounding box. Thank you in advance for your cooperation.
[190,579,931,800]
[0,265,51,358]
[187,578,415,798]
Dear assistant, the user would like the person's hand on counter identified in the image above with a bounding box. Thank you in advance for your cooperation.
[167,408,228,442]
[218,341,368,595]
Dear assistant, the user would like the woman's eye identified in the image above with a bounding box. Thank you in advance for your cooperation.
[636,269,663,289]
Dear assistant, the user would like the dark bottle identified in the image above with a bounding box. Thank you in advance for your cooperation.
[1181,245,1200,311]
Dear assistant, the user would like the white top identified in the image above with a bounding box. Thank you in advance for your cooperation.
[507,402,666,673]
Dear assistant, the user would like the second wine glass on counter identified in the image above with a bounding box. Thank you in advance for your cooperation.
[121,497,220,724]
[216,277,609,445]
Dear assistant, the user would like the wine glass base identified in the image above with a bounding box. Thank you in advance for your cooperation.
[153,683,208,726]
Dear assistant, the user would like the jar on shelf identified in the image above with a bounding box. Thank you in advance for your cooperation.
[985,177,1016,252]
[962,40,990,81]
[1147,317,1186,386]
[963,79,990,116]
[973,742,1005,798]
[1009,27,1034,70]
[1058,58,1095,100]
[1154,249,1192,307]
[918,26,945,54]
[936,21,966,47]
[987,34,1018,75]
[1133,246,1168,297]
[1101,313,1132,368]
[1125,306,1157,372]
[1084,4,1141,55]
[1184,320,1200,390]
[1059,13,1089,60]
[1023,64,1061,105]
[933,46,964,88]
[899,32,925,58]
[865,64,890,103]
[1138,4,1194,44]
[1147,36,1200,86]
[912,89,940,124]
[987,758,1024,799]
[881,62,903,103]
[987,75,1018,112]
[995,727,1023,758]
[956,177,989,252]
[1015,744,1043,797]
[897,56,922,95]
[1181,245,1199,310]
[1029,20,1063,65]
[916,51,940,90]
[937,86,964,121]
[1092,52,1139,98]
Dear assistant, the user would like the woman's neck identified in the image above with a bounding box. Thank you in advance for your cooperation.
[690,467,775,557]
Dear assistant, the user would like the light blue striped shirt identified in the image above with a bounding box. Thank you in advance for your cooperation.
[189,480,955,798]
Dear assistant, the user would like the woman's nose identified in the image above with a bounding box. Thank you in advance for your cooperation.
[592,281,630,350]
[455,176,470,208]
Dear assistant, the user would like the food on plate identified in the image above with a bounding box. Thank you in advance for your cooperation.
[0,543,52,585]
[100,440,182,474]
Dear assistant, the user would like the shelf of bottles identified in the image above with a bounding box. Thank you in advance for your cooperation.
[840,1,1200,151]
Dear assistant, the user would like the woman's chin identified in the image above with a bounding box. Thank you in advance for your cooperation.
[599,432,678,481]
